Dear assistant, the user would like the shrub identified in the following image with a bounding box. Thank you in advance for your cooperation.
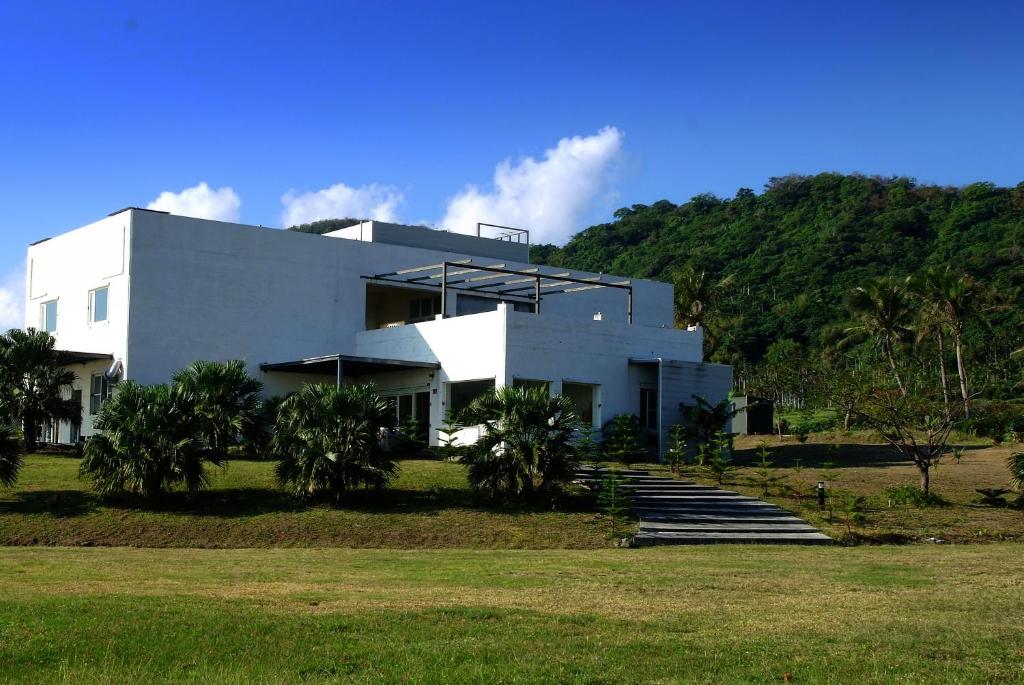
[885,484,948,507]
[602,414,645,467]
[961,400,1024,443]
[172,360,263,454]
[459,386,581,502]
[273,384,397,502]
[0,425,22,487]
[80,381,218,499]
[1009,452,1024,491]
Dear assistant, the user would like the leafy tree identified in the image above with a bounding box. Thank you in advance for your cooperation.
[0,424,22,487]
[601,414,645,467]
[80,381,218,499]
[459,386,581,502]
[677,395,738,451]
[0,328,80,453]
[273,384,397,502]
[172,360,263,455]
[853,387,959,494]
[597,471,632,541]
[843,277,915,396]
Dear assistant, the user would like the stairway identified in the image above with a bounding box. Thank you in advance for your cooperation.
[575,466,831,546]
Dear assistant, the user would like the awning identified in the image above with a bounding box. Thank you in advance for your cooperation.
[58,350,114,365]
[259,354,439,377]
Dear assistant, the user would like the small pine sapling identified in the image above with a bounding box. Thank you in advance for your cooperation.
[597,471,632,542]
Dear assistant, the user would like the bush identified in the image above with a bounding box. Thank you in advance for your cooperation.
[459,386,581,502]
[961,401,1024,443]
[885,484,948,508]
[602,414,645,467]
[273,384,397,502]
[80,381,219,499]
[0,425,22,487]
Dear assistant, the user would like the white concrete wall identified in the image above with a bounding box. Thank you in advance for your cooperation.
[24,213,132,362]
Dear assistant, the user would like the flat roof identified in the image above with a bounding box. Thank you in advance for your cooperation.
[260,354,439,376]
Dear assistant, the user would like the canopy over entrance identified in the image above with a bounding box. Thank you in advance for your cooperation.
[260,354,439,386]
[363,260,634,323]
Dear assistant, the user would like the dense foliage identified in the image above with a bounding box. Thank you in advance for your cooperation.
[458,386,581,501]
[272,384,398,502]
[172,360,263,454]
[0,424,21,487]
[286,218,365,235]
[0,328,80,453]
[533,174,1024,379]
[80,381,219,499]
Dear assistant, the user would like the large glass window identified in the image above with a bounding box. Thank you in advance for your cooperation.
[90,374,117,415]
[41,300,57,332]
[562,382,596,426]
[408,295,442,322]
[90,286,108,323]
[447,379,495,417]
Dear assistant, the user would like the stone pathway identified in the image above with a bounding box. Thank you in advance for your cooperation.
[575,466,832,546]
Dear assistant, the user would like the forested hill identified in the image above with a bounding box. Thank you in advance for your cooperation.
[531,173,1024,364]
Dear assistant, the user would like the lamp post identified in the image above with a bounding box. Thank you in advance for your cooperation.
[817,481,826,510]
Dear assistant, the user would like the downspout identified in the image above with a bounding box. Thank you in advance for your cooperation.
[656,358,664,461]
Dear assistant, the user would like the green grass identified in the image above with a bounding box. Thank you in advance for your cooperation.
[0,456,609,548]
[0,545,1022,683]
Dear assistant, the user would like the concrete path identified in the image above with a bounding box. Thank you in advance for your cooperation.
[575,466,831,546]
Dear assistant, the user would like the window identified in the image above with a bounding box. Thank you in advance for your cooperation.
[40,300,57,332]
[447,379,495,417]
[382,390,431,440]
[89,374,117,415]
[89,286,109,323]
[513,378,550,393]
[639,388,658,429]
[562,382,596,426]
[408,296,442,322]
[69,389,82,443]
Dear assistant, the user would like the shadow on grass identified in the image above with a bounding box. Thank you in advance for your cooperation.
[88,485,597,519]
[0,490,99,517]
[733,443,912,469]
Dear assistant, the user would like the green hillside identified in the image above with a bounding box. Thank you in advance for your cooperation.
[533,173,1024,368]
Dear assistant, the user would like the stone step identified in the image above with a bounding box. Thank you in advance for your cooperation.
[639,514,808,524]
[632,507,796,518]
[632,531,833,546]
[640,522,820,533]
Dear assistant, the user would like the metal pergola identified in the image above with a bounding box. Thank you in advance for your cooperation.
[363,260,635,323]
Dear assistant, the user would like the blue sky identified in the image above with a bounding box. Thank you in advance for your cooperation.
[1,1,1022,326]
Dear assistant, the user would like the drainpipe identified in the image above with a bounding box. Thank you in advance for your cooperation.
[656,358,664,461]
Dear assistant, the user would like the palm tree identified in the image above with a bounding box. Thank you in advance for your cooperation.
[273,384,397,502]
[172,360,263,455]
[909,268,954,416]
[925,269,989,419]
[459,385,581,501]
[672,267,734,329]
[80,381,218,499]
[0,425,22,487]
[844,277,915,396]
[0,328,80,452]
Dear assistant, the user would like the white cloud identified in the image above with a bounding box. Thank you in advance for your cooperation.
[147,182,241,222]
[281,183,403,227]
[441,126,624,244]
[0,265,25,332]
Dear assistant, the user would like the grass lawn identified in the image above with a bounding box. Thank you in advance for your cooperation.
[1,545,1022,683]
[0,457,609,548]
[641,433,1024,544]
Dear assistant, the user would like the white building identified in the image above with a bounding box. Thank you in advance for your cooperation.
[23,208,730,456]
